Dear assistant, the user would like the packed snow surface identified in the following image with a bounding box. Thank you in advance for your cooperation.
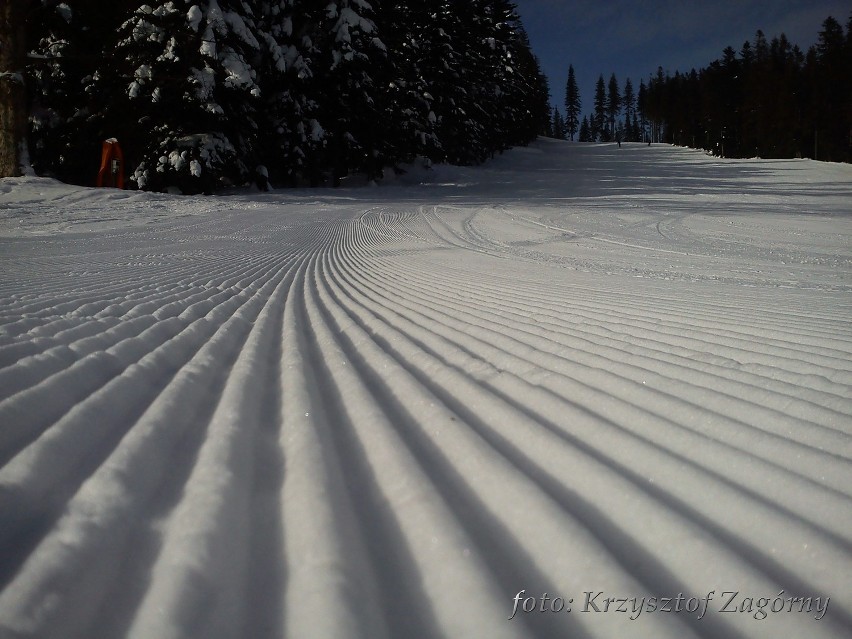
[0,141,851,639]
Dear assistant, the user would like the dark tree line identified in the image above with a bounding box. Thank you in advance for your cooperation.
[643,15,852,161]
[565,71,644,144]
[548,65,647,144]
[558,14,851,160]
[15,0,550,191]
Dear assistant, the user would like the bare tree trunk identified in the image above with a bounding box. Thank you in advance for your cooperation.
[0,0,28,177]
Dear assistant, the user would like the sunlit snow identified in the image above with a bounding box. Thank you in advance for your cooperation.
[0,141,850,639]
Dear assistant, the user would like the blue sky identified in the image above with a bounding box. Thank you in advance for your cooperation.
[514,0,851,116]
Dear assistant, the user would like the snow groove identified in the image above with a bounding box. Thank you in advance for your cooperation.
[1,143,850,638]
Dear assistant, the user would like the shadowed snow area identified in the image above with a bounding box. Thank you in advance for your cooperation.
[0,140,850,639]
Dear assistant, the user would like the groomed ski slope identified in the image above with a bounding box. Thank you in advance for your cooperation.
[0,140,850,639]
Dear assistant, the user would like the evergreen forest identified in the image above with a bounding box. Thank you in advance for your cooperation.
[553,14,852,163]
[644,15,852,162]
[19,0,550,193]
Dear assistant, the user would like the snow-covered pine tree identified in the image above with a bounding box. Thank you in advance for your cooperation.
[370,2,440,170]
[113,1,265,193]
[477,0,544,153]
[418,0,481,164]
[431,0,543,164]
[428,0,492,165]
[503,23,550,147]
[256,1,325,186]
[310,0,388,185]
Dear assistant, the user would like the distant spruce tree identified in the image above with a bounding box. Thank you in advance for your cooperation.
[606,73,620,140]
[564,64,581,141]
[622,77,636,141]
[637,79,648,142]
[592,74,607,141]
[578,115,591,142]
[552,107,566,140]
[542,107,554,138]
[645,66,667,144]
[809,15,850,161]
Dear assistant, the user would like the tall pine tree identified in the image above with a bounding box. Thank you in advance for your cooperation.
[606,72,620,140]
[809,16,849,161]
[564,64,581,141]
[255,1,325,187]
[592,74,606,141]
[376,3,440,169]
[106,1,266,193]
[579,115,591,142]
[637,79,648,142]
[310,1,388,185]
[551,107,566,140]
[622,78,635,141]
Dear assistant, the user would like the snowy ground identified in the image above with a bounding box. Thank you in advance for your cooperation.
[0,140,850,639]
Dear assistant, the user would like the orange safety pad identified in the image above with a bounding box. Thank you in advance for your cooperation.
[96,139,125,189]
